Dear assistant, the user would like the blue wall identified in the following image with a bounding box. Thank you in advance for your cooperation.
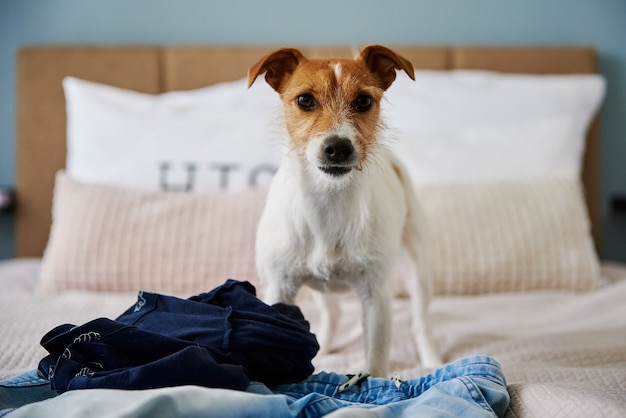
[1,0,625,261]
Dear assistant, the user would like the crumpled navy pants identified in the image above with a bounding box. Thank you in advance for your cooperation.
[38,280,319,393]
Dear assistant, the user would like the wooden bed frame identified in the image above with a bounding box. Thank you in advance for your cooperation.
[15,45,601,258]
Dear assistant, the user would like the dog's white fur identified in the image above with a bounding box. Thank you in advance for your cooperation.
[248,45,442,377]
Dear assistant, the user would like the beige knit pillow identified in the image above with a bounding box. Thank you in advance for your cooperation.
[416,177,599,294]
[40,172,598,295]
[39,172,265,294]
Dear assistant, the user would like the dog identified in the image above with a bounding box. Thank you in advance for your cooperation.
[248,45,442,377]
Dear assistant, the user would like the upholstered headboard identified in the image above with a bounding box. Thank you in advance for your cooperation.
[16,45,600,257]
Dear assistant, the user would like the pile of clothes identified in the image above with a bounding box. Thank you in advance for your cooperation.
[2,280,509,417]
[39,279,320,392]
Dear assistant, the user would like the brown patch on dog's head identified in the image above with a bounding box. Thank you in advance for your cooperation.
[248,46,414,177]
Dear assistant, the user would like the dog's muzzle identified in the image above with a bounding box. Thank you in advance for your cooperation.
[319,136,354,176]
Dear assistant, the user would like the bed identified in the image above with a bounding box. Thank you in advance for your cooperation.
[1,45,625,417]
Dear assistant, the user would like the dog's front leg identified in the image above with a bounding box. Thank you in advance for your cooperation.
[402,246,443,369]
[263,274,299,306]
[357,279,392,377]
[312,292,339,355]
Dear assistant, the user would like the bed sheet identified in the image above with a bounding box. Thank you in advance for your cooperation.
[1,258,625,417]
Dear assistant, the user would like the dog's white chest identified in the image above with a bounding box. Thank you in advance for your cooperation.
[256,149,408,294]
[294,202,374,286]
[257,170,380,289]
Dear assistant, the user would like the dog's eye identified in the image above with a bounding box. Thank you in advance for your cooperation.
[354,94,373,112]
[297,94,317,111]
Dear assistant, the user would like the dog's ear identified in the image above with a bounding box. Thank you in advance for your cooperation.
[248,48,305,92]
[357,45,415,90]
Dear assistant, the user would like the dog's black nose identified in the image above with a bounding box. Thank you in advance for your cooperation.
[323,136,354,164]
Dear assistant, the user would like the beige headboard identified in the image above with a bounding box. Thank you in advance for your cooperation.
[16,45,601,258]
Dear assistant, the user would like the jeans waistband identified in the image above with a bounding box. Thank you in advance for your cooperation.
[273,355,505,405]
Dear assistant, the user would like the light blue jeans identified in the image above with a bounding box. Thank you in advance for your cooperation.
[1,355,509,418]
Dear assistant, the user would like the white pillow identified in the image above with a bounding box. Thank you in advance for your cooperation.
[383,70,605,183]
[64,77,283,192]
[65,71,605,191]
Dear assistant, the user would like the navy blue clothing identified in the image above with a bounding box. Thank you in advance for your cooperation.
[38,280,319,394]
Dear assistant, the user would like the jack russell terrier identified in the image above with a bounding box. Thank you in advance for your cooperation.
[248,45,442,377]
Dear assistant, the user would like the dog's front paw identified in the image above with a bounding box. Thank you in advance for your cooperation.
[316,338,331,356]
[416,334,443,369]
[420,353,444,369]
[417,339,444,369]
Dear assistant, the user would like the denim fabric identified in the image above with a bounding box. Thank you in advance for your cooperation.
[2,355,509,418]
[37,280,318,393]
[263,355,509,417]
[0,370,55,411]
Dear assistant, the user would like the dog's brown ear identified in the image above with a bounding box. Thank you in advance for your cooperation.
[248,48,305,92]
[358,45,415,90]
